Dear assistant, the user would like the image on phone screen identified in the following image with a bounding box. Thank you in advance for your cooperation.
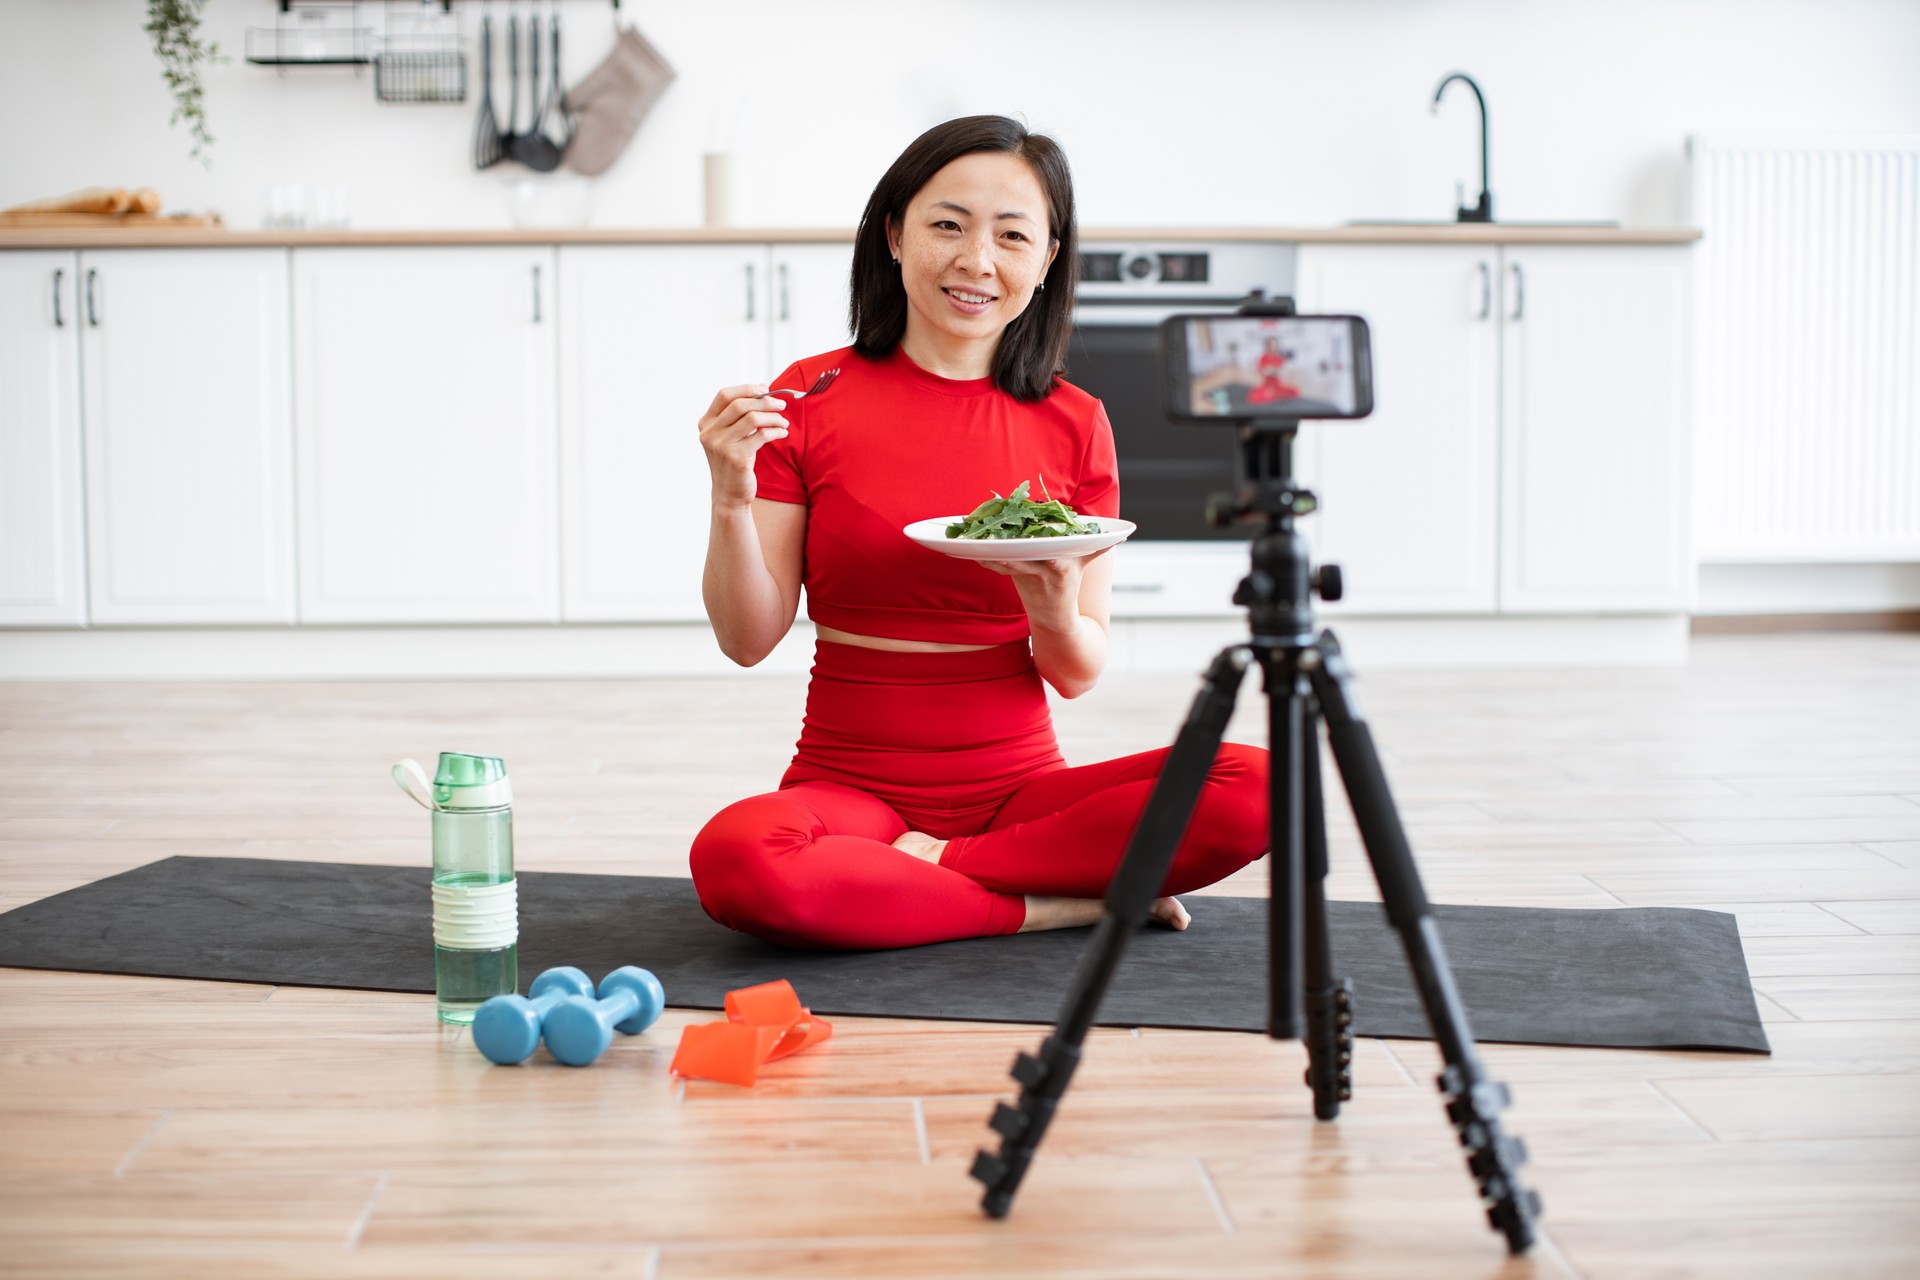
[1175,316,1366,420]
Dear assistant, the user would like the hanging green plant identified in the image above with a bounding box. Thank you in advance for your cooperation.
[146,0,228,164]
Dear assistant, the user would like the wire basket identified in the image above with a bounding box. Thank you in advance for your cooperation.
[374,34,468,103]
[246,24,372,66]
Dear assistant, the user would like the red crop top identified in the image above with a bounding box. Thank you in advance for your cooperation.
[753,344,1120,645]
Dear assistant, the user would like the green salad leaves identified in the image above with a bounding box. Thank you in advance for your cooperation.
[945,480,1099,540]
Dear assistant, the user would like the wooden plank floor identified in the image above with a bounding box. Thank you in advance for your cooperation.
[2,631,1918,1278]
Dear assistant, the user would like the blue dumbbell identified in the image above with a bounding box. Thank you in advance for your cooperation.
[542,966,665,1067]
[471,966,597,1065]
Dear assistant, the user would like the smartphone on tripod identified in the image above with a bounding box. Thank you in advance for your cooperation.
[1161,313,1374,423]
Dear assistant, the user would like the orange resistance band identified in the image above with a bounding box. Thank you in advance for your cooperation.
[669,979,833,1086]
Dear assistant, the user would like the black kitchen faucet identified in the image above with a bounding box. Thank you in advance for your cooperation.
[1432,72,1493,223]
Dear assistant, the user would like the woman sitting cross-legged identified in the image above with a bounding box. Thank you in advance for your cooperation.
[690,114,1270,951]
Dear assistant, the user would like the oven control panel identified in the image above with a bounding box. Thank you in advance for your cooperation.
[1073,242,1295,302]
[1080,250,1210,285]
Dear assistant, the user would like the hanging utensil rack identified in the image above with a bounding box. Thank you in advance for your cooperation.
[247,1,464,96]
[246,1,630,103]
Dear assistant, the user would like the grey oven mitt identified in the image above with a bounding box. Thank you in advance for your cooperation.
[564,26,676,176]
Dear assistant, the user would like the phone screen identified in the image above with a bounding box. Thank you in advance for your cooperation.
[1162,314,1372,422]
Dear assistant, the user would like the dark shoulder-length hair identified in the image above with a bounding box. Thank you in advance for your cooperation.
[849,115,1079,403]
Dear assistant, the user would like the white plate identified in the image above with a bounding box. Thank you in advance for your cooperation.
[903,516,1137,562]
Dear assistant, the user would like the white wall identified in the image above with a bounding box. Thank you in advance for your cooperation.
[5,0,1919,231]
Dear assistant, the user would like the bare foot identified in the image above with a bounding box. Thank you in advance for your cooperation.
[1018,895,1192,933]
[891,831,947,865]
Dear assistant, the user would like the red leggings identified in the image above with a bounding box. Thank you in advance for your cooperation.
[690,640,1269,950]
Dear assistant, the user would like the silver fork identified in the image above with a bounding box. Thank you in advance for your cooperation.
[771,367,840,400]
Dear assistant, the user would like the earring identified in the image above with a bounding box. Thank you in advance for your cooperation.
[892,258,900,266]
[1035,280,1046,292]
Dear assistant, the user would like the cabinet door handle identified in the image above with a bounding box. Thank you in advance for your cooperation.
[1476,261,1491,320]
[52,268,65,327]
[531,264,542,323]
[1508,263,1524,322]
[777,262,790,322]
[744,263,756,322]
[85,268,99,327]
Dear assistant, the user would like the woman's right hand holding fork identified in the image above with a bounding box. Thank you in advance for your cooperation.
[698,384,790,509]
[697,368,838,509]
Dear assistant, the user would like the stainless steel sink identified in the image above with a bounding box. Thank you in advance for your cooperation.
[1345,219,1622,228]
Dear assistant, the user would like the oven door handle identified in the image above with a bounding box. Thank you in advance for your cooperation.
[1072,299,1255,327]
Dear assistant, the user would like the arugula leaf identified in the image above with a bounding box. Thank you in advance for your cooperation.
[945,479,1100,540]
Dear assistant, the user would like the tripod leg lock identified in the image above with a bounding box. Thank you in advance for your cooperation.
[1304,978,1356,1111]
[1442,1075,1512,1128]
[1436,1064,1543,1247]
[972,1039,1084,1218]
[970,1149,1011,1199]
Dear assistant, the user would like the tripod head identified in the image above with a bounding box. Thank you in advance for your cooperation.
[1204,426,1320,529]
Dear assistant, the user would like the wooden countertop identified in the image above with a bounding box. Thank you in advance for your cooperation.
[0,224,1702,249]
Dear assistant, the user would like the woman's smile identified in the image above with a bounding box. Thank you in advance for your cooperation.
[942,285,998,315]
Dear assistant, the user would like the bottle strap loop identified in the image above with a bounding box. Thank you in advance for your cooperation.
[392,758,441,811]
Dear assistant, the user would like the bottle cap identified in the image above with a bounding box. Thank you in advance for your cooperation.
[432,752,512,810]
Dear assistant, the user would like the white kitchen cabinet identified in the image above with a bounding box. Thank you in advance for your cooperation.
[293,246,558,623]
[1296,241,1690,614]
[558,242,852,621]
[81,249,295,625]
[769,242,855,376]
[0,252,86,626]
[1294,244,1500,613]
[1499,245,1691,612]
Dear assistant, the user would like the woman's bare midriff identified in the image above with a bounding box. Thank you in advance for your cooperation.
[813,624,996,653]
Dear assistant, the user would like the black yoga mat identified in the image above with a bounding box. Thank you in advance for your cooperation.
[0,856,1769,1053]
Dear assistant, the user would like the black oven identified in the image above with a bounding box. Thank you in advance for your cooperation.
[1067,243,1296,541]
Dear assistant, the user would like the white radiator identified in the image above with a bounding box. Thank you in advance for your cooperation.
[1689,132,1920,561]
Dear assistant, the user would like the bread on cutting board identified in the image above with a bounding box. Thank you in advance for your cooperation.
[0,187,221,227]
[1,187,163,215]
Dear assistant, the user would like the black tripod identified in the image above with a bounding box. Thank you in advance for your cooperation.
[969,420,1543,1255]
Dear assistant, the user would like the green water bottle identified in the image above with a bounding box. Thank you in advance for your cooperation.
[392,752,519,1024]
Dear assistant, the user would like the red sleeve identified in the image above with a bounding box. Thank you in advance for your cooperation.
[751,360,807,505]
[1070,401,1120,520]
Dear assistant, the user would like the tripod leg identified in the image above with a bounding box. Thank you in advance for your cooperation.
[1307,631,1542,1255]
[1265,655,1306,1040]
[973,646,1252,1219]
[1300,714,1354,1121]
[1267,653,1353,1116]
